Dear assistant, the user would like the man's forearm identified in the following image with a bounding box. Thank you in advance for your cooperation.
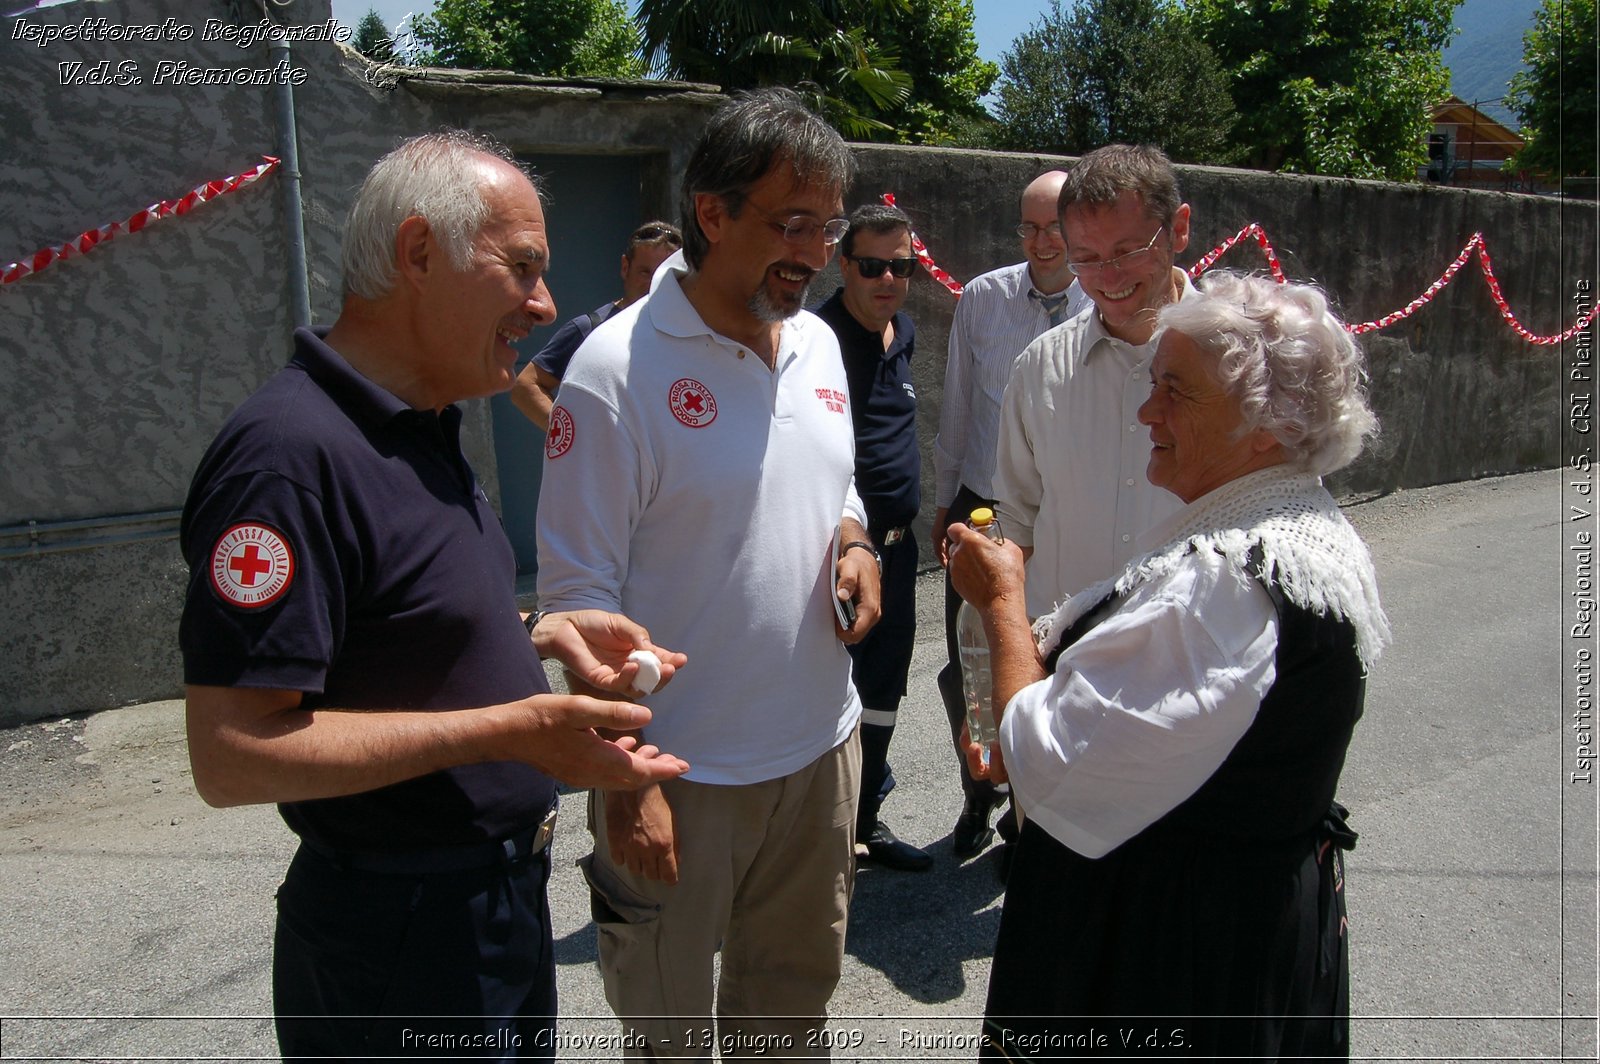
[186,686,528,807]
[510,363,559,430]
[510,381,555,430]
[186,684,671,809]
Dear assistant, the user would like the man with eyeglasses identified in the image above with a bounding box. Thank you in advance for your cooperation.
[992,143,1195,640]
[510,221,682,430]
[933,170,1089,863]
[812,203,932,873]
[536,88,881,1056]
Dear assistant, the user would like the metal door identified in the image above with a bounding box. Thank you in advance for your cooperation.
[491,152,656,576]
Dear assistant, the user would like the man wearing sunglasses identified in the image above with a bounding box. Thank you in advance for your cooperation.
[993,143,1196,640]
[933,170,1090,864]
[813,203,932,873]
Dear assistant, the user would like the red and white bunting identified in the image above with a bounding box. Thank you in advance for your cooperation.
[2,156,280,286]
[881,192,963,296]
[1189,223,1595,346]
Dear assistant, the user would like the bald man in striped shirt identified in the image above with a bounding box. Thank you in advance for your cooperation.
[933,170,1088,863]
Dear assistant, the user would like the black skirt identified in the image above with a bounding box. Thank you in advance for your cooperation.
[981,807,1355,1061]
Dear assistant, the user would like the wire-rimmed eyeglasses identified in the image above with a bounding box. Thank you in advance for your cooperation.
[1015,221,1062,240]
[748,203,850,246]
[1066,226,1167,277]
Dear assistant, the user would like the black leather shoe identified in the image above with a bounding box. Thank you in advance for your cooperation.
[952,799,996,858]
[861,821,933,872]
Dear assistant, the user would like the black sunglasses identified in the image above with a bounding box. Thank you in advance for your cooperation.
[850,256,918,279]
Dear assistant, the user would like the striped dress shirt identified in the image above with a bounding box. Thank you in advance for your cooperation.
[934,262,1089,507]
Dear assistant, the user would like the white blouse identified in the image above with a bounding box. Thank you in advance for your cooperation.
[999,546,1279,859]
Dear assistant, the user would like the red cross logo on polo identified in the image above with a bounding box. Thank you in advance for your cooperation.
[209,522,295,608]
[546,405,575,459]
[669,377,717,428]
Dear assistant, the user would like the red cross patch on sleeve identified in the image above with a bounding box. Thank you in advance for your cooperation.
[209,522,296,609]
[546,405,576,459]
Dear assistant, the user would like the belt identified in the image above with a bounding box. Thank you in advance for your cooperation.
[876,526,908,546]
[301,805,558,876]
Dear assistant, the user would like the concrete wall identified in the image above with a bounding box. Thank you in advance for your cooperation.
[0,0,718,724]
[2,0,1594,723]
[845,145,1597,557]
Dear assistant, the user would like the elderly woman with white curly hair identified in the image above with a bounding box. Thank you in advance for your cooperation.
[949,270,1391,1060]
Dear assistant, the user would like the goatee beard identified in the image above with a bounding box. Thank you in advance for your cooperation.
[748,269,811,323]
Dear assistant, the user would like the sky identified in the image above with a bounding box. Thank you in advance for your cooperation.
[326,0,1054,71]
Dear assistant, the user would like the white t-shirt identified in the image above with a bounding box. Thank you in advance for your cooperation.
[536,254,865,784]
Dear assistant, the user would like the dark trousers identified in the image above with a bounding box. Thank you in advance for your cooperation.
[274,832,557,1061]
[848,527,919,832]
[937,484,1004,810]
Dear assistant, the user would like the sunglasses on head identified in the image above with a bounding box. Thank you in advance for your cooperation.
[850,256,918,279]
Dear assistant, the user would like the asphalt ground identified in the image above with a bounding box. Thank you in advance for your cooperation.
[0,468,1594,1062]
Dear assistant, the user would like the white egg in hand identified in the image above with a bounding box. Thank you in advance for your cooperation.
[627,649,662,696]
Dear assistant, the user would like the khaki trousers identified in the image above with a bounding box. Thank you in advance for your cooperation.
[583,732,861,1059]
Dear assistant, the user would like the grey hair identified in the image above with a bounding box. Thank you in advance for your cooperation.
[839,203,910,258]
[341,130,538,300]
[1058,144,1182,225]
[1159,271,1378,475]
[679,88,855,270]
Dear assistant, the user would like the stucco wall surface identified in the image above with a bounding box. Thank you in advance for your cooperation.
[0,0,716,724]
[845,144,1596,548]
[1,0,1594,723]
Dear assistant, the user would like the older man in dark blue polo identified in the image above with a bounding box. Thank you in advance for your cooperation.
[179,130,687,1062]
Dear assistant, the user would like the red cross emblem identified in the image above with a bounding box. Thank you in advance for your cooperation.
[546,405,576,459]
[230,545,273,584]
[209,522,295,608]
[669,377,717,428]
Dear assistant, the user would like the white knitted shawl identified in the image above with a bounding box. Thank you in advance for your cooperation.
[1034,466,1392,671]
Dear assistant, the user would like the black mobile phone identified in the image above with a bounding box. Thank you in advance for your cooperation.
[840,596,858,629]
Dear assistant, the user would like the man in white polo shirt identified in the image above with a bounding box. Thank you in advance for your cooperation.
[536,88,880,1057]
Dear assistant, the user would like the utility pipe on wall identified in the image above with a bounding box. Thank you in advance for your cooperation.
[268,31,312,330]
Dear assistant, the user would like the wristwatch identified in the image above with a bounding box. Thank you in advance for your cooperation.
[842,540,881,573]
[523,609,545,636]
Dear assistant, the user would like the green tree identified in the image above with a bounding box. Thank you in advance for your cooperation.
[1505,0,1597,178]
[634,0,995,143]
[352,8,395,63]
[865,0,999,145]
[1185,0,1461,180]
[413,0,646,78]
[992,0,1237,164]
